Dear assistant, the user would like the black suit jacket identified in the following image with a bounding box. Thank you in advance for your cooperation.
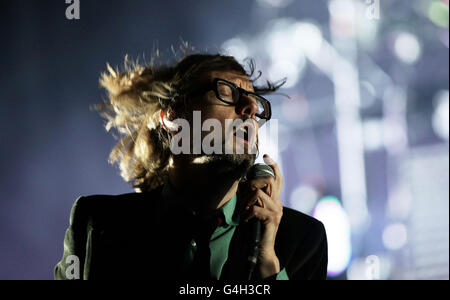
[54,185,328,280]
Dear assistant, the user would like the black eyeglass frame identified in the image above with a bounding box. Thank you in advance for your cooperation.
[191,78,272,125]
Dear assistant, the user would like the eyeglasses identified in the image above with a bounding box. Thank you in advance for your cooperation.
[192,78,272,127]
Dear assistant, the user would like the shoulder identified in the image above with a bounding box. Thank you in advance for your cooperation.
[277,207,328,280]
[68,185,164,228]
[277,206,327,250]
[281,206,325,233]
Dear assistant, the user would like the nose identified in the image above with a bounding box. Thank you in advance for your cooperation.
[235,94,258,120]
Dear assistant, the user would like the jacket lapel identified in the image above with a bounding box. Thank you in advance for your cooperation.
[146,183,255,280]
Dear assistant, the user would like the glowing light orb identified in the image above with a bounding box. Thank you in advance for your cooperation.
[313,196,352,276]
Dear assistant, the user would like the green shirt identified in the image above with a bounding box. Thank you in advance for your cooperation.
[160,179,289,280]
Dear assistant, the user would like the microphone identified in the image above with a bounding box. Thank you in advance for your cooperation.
[245,163,275,280]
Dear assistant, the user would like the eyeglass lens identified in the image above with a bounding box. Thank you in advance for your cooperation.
[217,81,267,119]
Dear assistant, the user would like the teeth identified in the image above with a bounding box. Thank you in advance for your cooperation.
[235,127,247,135]
[234,126,252,140]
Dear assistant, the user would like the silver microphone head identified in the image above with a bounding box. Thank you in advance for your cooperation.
[246,163,275,180]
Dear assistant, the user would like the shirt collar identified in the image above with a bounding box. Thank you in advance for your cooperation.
[160,177,240,227]
[220,193,240,226]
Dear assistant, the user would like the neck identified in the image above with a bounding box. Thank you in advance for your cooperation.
[168,155,244,216]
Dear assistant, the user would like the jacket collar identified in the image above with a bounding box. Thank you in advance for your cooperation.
[150,177,252,280]
[159,176,240,227]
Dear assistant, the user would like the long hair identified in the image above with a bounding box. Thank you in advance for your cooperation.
[95,52,285,192]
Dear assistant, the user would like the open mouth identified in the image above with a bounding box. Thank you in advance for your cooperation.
[234,128,249,144]
[233,120,256,145]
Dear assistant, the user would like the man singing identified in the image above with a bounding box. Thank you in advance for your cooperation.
[54,53,328,280]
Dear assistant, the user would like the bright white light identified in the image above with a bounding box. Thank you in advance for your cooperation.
[356,2,380,50]
[255,119,281,164]
[292,22,323,57]
[256,0,293,8]
[266,18,306,65]
[313,197,352,276]
[394,32,422,64]
[382,86,408,154]
[275,123,291,153]
[432,90,449,141]
[347,255,391,280]
[289,184,319,214]
[221,37,249,62]
[329,0,356,22]
[362,119,383,151]
[268,60,302,88]
[382,223,408,250]
[346,257,369,280]
[328,0,357,37]
[265,18,317,87]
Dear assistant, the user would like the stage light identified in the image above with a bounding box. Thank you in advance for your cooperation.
[256,0,293,8]
[362,119,384,151]
[289,184,319,214]
[291,21,323,57]
[428,1,449,28]
[265,19,309,88]
[347,255,392,280]
[271,122,291,154]
[255,119,281,165]
[329,0,355,23]
[394,32,422,64]
[313,196,352,277]
[268,60,303,88]
[432,90,449,141]
[382,223,408,251]
[265,19,323,88]
[328,0,357,38]
[221,37,250,63]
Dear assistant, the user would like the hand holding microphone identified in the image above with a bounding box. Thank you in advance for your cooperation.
[240,154,284,279]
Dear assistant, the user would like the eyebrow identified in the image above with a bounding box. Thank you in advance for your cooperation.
[223,75,249,82]
[220,76,254,91]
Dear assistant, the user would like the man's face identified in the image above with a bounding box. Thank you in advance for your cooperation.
[189,70,259,174]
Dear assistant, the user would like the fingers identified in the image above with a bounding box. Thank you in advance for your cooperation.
[239,154,284,225]
[242,188,280,214]
[239,176,273,200]
[243,188,265,210]
[263,154,283,185]
[246,177,274,197]
[243,203,283,225]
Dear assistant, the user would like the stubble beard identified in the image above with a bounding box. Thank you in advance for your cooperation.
[189,141,257,180]
[204,153,255,179]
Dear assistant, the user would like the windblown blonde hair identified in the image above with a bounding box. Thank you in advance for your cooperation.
[95,52,284,192]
